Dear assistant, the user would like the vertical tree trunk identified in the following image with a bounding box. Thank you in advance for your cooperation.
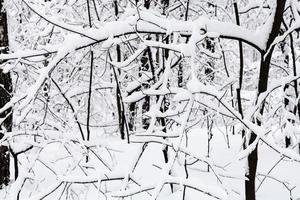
[115,45,126,139]
[245,1,285,199]
[140,46,153,130]
[113,1,128,140]
[0,0,12,188]
[233,1,244,120]
[128,102,136,132]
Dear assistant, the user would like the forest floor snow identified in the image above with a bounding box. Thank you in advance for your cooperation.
[1,126,300,200]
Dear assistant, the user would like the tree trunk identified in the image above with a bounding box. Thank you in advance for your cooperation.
[245,1,286,199]
[140,46,152,130]
[0,0,12,188]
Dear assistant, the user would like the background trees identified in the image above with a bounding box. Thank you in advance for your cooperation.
[0,0,300,200]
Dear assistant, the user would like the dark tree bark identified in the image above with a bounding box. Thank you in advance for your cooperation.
[113,1,128,141]
[245,1,286,200]
[140,47,152,129]
[144,0,151,9]
[283,84,293,147]
[115,45,126,140]
[233,1,244,120]
[0,0,12,188]
[128,102,136,132]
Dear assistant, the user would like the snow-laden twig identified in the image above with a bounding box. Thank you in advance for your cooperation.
[111,175,228,200]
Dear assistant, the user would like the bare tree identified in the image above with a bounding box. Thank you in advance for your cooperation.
[0,0,11,188]
[246,1,286,199]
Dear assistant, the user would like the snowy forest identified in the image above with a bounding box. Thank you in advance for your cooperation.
[0,0,300,199]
